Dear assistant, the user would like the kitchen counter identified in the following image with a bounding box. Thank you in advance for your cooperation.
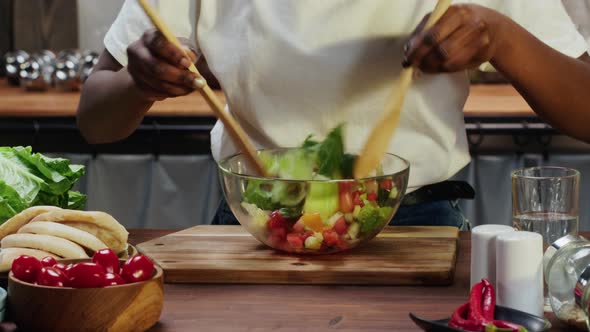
[0,80,534,118]
[128,229,569,331]
[0,229,573,331]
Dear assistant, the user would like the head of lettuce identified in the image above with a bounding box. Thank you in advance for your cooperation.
[0,146,86,224]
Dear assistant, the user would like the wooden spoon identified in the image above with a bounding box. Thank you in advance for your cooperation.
[137,0,268,176]
[353,0,452,179]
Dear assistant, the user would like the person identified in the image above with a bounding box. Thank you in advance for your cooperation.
[77,0,590,229]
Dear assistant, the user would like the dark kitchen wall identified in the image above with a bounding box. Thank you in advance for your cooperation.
[3,0,199,54]
[0,0,13,58]
[13,0,78,52]
[1,0,125,54]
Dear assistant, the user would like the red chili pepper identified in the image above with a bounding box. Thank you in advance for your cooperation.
[468,281,488,326]
[449,302,484,332]
[482,279,496,321]
[491,320,526,332]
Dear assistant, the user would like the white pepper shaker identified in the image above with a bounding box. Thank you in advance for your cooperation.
[496,231,544,317]
[470,224,515,288]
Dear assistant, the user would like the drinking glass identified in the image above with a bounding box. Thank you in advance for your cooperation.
[512,166,580,312]
[512,167,580,247]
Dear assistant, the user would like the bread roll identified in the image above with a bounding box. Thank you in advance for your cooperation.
[18,222,109,252]
[31,210,128,253]
[0,248,59,272]
[1,233,89,259]
[0,206,62,240]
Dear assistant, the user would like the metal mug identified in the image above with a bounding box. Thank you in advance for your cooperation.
[80,51,99,83]
[54,49,82,91]
[4,50,30,86]
[19,50,56,91]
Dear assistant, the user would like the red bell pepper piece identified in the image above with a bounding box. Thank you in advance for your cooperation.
[482,279,496,321]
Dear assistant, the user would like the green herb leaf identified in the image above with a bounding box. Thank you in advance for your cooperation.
[341,153,356,179]
[243,180,278,211]
[316,125,344,178]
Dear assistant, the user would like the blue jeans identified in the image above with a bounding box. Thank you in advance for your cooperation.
[212,199,468,229]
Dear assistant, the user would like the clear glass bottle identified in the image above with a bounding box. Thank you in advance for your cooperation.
[545,235,590,330]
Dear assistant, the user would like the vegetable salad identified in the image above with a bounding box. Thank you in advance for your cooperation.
[239,126,400,253]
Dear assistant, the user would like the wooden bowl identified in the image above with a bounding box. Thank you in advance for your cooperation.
[7,259,163,332]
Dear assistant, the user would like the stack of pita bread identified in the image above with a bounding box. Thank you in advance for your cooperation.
[0,206,129,271]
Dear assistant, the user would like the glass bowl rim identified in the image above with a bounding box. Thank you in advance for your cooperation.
[511,166,580,180]
[217,148,410,183]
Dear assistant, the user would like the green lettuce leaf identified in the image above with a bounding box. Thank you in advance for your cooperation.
[67,191,87,210]
[0,180,28,222]
[0,147,86,224]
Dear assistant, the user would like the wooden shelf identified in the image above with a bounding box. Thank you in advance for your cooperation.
[0,80,534,118]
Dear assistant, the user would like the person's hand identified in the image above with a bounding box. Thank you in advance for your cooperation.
[403,4,507,73]
[127,29,199,101]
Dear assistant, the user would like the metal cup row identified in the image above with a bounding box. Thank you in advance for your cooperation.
[2,49,99,91]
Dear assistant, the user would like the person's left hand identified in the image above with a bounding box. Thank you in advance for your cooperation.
[402,4,508,73]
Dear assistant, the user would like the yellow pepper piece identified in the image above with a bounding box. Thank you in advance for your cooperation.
[301,213,324,233]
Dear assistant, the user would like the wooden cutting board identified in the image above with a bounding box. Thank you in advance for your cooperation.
[137,225,459,286]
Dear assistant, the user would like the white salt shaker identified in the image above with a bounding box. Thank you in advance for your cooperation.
[470,225,515,288]
[496,231,544,317]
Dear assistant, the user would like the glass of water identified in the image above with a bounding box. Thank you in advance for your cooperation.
[512,167,580,247]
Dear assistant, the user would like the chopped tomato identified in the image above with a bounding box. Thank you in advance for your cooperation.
[287,233,304,248]
[292,219,305,233]
[333,217,348,235]
[300,231,314,241]
[352,191,365,207]
[268,211,289,240]
[364,180,378,194]
[268,211,288,230]
[301,213,323,233]
[323,230,340,246]
[367,192,378,202]
[380,178,393,191]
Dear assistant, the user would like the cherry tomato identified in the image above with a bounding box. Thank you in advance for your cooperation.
[67,262,106,288]
[41,256,57,267]
[11,255,42,283]
[53,263,68,275]
[37,267,67,287]
[103,273,126,286]
[121,255,154,283]
[92,248,120,273]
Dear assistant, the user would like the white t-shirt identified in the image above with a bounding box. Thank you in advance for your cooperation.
[104,0,587,190]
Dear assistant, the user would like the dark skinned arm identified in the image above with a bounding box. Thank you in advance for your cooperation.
[405,5,590,143]
[77,30,217,144]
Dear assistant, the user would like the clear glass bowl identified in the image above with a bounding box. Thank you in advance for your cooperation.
[217,149,410,254]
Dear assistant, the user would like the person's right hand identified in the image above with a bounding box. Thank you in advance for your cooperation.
[127,29,199,101]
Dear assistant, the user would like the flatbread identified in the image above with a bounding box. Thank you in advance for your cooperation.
[0,248,59,272]
[1,233,89,259]
[31,210,128,253]
[0,206,62,240]
[18,222,109,252]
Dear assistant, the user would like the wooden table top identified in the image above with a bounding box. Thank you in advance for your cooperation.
[0,80,535,118]
[119,229,567,332]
